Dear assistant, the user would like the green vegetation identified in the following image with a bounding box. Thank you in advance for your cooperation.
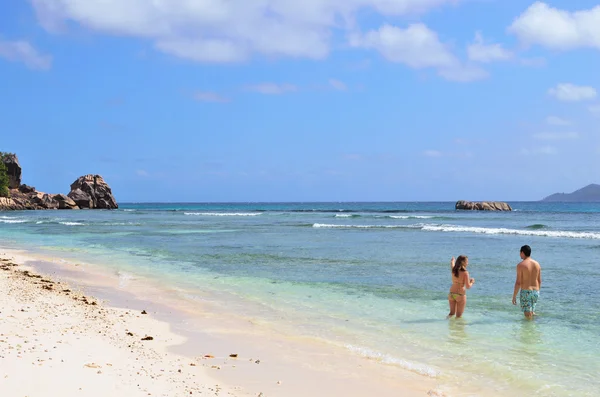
[0,159,9,197]
[0,152,14,197]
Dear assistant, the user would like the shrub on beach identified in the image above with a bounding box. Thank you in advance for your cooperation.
[0,152,11,197]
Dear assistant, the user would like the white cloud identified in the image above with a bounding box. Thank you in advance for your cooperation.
[508,2,600,51]
[545,116,572,126]
[350,23,486,82]
[350,24,455,68]
[30,0,459,63]
[245,83,297,95]
[156,39,247,63]
[533,131,579,140]
[438,65,488,82]
[537,146,558,155]
[0,38,52,70]
[467,32,513,63]
[423,150,443,157]
[520,146,558,155]
[520,57,546,67]
[193,91,230,103]
[548,83,597,102]
[329,79,347,91]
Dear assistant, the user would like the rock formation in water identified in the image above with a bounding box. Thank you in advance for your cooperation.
[68,175,118,209]
[0,154,118,210]
[455,201,512,211]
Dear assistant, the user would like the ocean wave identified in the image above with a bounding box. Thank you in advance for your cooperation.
[345,344,439,378]
[313,223,415,229]
[0,219,27,224]
[389,215,434,219]
[333,214,434,219]
[525,224,547,230]
[314,222,600,239]
[288,209,411,214]
[102,222,142,226]
[184,212,262,217]
[36,220,140,226]
[420,224,600,239]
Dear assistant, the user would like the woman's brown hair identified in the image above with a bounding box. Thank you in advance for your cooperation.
[452,255,468,278]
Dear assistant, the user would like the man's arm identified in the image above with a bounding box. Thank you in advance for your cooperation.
[512,265,521,305]
[538,264,542,289]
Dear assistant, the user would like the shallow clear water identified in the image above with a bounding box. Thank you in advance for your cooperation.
[2,202,599,396]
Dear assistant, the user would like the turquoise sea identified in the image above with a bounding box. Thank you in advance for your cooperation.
[1,202,599,396]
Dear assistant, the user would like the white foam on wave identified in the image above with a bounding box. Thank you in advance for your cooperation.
[313,223,413,229]
[123,209,135,212]
[335,214,354,218]
[314,222,600,240]
[0,219,27,224]
[184,212,262,217]
[60,222,85,226]
[345,344,439,378]
[389,215,434,219]
[421,224,600,240]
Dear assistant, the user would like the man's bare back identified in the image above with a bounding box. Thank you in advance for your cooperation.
[517,258,541,291]
[512,245,542,319]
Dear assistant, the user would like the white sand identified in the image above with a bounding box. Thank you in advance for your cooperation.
[0,247,446,397]
[0,251,248,397]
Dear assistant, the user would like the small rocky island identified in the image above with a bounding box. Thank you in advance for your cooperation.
[0,153,117,211]
[455,200,512,211]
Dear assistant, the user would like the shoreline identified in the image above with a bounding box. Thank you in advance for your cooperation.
[0,248,245,397]
[0,244,443,397]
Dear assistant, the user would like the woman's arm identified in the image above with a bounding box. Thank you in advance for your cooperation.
[464,271,475,289]
[450,257,455,270]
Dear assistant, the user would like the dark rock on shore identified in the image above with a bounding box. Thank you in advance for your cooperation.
[68,188,93,209]
[0,197,28,210]
[0,154,118,211]
[455,201,512,211]
[53,194,79,210]
[2,154,22,189]
[30,192,60,210]
[19,184,36,194]
[68,175,118,209]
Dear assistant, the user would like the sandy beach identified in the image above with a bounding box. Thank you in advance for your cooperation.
[0,246,442,397]
[0,249,250,397]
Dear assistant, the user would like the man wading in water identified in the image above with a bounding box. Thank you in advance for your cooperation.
[512,245,542,319]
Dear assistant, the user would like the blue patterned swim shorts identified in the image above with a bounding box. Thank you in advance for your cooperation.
[520,289,539,313]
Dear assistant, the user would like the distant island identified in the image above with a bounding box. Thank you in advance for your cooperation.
[541,184,600,202]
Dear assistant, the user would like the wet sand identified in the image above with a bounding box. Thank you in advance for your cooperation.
[0,247,444,397]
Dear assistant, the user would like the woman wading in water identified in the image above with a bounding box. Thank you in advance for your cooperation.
[448,255,475,318]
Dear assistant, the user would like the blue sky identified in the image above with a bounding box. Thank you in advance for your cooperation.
[1,0,599,202]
